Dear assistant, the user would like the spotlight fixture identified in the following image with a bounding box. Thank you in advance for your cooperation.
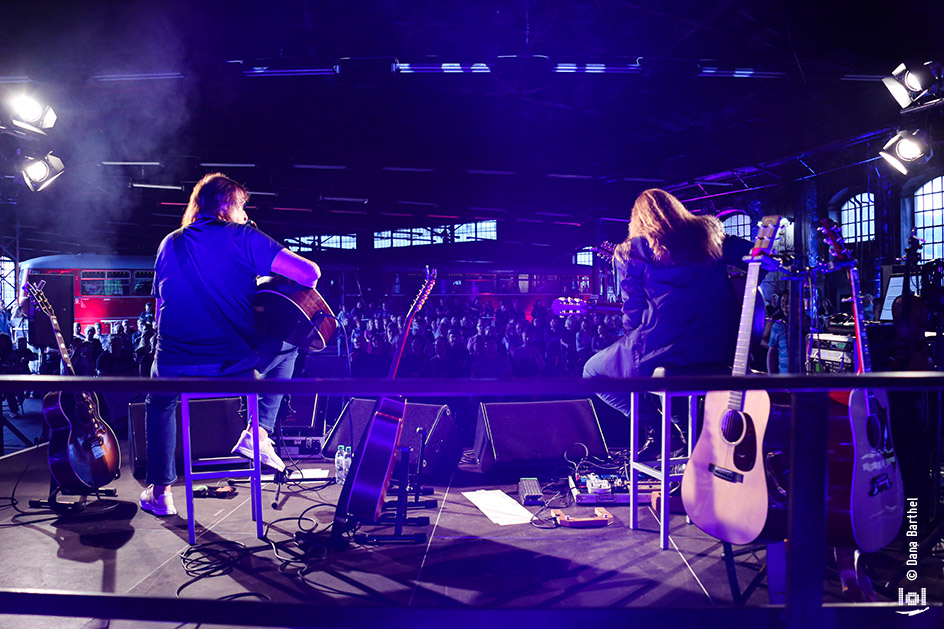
[20,152,65,191]
[882,61,943,109]
[879,130,932,175]
[9,94,57,134]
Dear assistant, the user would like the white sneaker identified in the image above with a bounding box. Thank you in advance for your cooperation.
[231,429,286,472]
[139,485,177,516]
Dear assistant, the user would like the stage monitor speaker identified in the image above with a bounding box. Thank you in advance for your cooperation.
[324,398,460,481]
[128,397,246,480]
[27,273,73,349]
[473,399,608,477]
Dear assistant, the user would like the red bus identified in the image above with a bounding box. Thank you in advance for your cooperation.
[19,254,155,347]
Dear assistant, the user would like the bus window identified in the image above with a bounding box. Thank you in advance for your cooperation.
[80,270,131,296]
[133,270,154,296]
[80,271,106,295]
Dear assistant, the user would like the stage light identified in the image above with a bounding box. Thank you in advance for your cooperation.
[879,130,932,175]
[9,94,57,134]
[882,61,943,109]
[21,152,65,191]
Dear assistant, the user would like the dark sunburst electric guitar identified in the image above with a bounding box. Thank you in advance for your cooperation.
[25,282,120,494]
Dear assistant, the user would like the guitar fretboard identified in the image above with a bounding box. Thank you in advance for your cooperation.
[727,260,762,411]
[847,266,872,375]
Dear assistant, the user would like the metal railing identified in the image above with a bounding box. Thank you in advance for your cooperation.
[0,372,941,628]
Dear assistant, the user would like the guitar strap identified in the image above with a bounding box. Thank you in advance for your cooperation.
[171,232,259,374]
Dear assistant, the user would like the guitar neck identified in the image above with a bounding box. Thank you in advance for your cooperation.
[847,266,872,375]
[49,315,76,376]
[728,261,762,409]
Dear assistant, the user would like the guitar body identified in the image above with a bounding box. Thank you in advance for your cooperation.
[683,389,782,545]
[826,389,904,551]
[343,397,405,522]
[42,391,121,493]
[255,276,337,352]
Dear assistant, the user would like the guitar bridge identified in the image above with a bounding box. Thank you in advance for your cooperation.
[708,463,744,484]
[869,473,892,496]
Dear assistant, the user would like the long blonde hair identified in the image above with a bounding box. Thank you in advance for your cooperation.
[181,173,249,227]
[620,188,724,265]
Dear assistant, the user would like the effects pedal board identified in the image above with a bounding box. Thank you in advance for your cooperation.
[569,472,638,505]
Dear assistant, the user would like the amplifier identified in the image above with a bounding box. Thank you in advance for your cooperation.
[807,333,854,373]
[279,435,324,460]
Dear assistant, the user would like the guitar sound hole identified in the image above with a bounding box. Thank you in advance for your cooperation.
[720,410,745,444]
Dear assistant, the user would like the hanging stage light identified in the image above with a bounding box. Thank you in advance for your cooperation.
[882,61,943,109]
[20,152,65,191]
[8,94,57,135]
[879,130,932,175]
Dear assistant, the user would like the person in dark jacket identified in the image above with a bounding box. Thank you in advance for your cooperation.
[583,189,755,457]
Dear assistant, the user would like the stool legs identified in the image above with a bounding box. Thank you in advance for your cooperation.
[181,393,263,545]
[629,389,695,550]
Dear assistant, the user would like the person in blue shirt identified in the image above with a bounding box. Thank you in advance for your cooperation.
[140,173,321,517]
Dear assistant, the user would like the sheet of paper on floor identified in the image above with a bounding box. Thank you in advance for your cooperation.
[462,489,534,525]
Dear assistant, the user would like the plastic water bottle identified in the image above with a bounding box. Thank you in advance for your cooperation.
[342,446,353,480]
[335,446,347,484]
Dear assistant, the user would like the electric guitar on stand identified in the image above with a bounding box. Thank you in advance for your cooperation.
[331,267,437,544]
[681,217,784,545]
[25,282,121,496]
[820,219,904,551]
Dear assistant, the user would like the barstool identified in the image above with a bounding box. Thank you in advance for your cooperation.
[180,392,263,545]
[628,367,698,549]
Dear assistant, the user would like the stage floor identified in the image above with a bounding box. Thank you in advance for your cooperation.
[0,405,932,628]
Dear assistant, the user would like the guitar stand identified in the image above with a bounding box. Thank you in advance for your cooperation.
[354,447,427,545]
[721,542,769,606]
[29,478,119,517]
[384,427,437,512]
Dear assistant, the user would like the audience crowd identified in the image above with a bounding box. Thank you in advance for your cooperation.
[335,296,626,379]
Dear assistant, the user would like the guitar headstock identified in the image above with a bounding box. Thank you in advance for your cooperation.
[819,218,852,263]
[595,241,615,263]
[552,296,591,317]
[409,266,437,316]
[24,281,56,320]
[748,216,781,260]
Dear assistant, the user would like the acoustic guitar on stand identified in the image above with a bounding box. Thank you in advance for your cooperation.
[681,216,783,545]
[332,266,437,541]
[25,282,121,494]
[820,219,904,552]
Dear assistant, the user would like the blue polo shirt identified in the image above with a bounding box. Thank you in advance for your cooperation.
[153,218,284,365]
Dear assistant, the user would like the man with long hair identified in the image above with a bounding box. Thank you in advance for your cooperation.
[140,173,321,516]
[583,189,754,457]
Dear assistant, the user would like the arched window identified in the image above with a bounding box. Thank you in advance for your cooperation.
[914,176,944,260]
[574,246,595,266]
[719,210,752,239]
[840,193,874,243]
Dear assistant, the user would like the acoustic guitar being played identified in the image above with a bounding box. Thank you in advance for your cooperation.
[25,282,121,494]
